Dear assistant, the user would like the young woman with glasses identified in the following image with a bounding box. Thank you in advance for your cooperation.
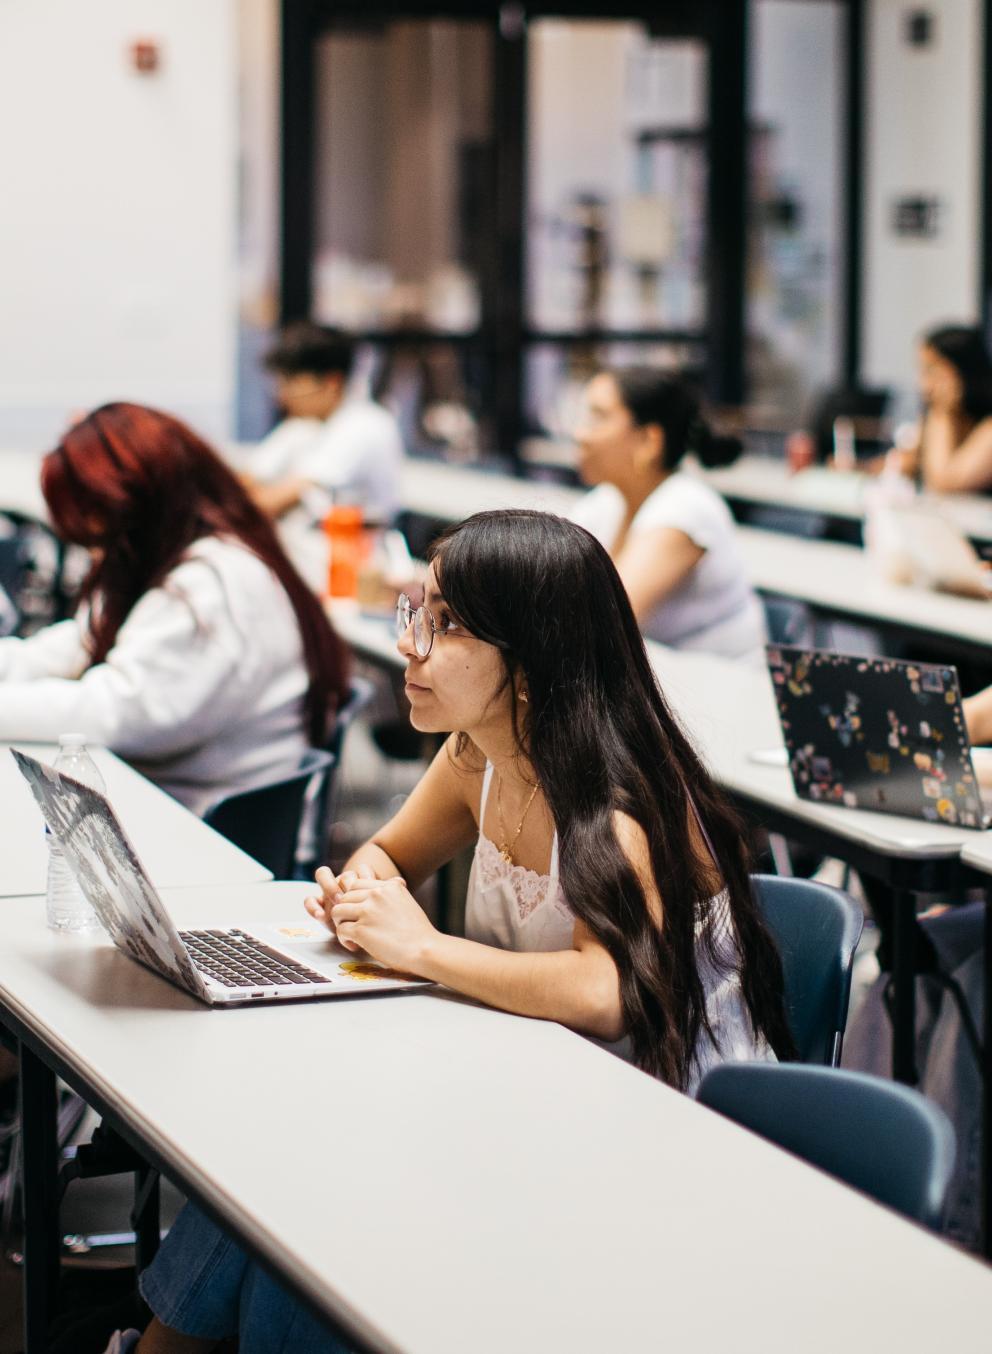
[119,509,792,1354]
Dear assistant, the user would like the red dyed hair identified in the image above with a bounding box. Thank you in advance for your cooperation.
[42,402,349,743]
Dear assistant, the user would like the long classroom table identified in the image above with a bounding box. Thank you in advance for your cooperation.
[6,447,992,668]
[705,454,992,546]
[6,880,992,1353]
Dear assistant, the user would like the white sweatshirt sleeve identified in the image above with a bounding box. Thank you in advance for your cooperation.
[0,619,91,682]
[0,558,249,755]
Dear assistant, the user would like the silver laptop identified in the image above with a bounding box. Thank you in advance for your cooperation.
[13,748,431,1006]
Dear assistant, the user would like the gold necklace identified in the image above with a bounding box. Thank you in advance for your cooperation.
[495,770,539,864]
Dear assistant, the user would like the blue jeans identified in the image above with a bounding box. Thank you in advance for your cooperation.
[140,1203,349,1354]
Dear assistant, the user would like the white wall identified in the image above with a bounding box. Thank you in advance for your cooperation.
[0,0,238,448]
[862,0,984,414]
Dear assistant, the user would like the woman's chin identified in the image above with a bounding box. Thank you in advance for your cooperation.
[408,709,444,734]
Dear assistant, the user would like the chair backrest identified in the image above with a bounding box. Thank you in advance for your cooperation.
[762,596,815,648]
[752,873,863,1065]
[0,510,73,637]
[326,675,377,765]
[294,677,378,879]
[203,747,336,880]
[697,1062,956,1228]
[807,384,891,463]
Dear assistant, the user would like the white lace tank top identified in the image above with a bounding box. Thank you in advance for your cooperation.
[464,763,774,1092]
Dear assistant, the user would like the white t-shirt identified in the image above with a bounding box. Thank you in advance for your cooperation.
[572,474,767,661]
[248,399,405,523]
[0,537,315,815]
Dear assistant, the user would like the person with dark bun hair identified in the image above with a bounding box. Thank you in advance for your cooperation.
[901,324,992,494]
[243,320,405,522]
[0,402,349,814]
[571,367,766,660]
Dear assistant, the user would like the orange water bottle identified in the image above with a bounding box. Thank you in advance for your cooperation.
[323,505,364,599]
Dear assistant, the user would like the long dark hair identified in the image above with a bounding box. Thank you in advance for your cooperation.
[428,509,793,1088]
[41,402,349,742]
[608,367,741,470]
[923,324,992,421]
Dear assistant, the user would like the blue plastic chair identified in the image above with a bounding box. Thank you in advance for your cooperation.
[326,675,377,766]
[292,677,378,878]
[203,747,336,880]
[752,873,864,1065]
[697,1062,956,1228]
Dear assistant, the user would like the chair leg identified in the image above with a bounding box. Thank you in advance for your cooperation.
[768,833,794,876]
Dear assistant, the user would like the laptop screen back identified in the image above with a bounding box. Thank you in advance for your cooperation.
[12,749,208,995]
[766,647,984,827]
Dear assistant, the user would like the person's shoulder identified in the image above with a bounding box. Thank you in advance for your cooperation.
[636,472,731,530]
[325,399,404,458]
[571,482,624,533]
[169,537,276,598]
[330,398,400,434]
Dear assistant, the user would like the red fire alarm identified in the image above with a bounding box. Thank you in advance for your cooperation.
[129,38,161,74]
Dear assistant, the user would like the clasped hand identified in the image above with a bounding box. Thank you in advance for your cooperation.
[304,863,437,974]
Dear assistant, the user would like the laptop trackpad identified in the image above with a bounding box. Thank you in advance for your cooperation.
[255,922,352,976]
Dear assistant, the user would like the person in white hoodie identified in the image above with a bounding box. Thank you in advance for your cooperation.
[0,400,352,1213]
[0,401,350,814]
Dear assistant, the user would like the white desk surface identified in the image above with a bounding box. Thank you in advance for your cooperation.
[958,832,992,876]
[0,743,271,896]
[397,460,992,651]
[706,456,992,543]
[333,605,984,863]
[2,880,990,1353]
[735,525,992,648]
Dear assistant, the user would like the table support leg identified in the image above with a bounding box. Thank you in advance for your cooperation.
[133,1164,161,1271]
[890,891,918,1085]
[19,1043,59,1354]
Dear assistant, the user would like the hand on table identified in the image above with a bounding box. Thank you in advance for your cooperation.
[304,863,438,974]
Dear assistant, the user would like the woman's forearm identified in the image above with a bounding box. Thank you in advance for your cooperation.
[342,839,409,882]
[416,931,624,1041]
[920,411,957,491]
[964,685,992,746]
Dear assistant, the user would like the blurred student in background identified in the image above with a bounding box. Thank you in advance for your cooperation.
[0,402,349,815]
[243,322,405,523]
[898,324,992,494]
[570,367,767,662]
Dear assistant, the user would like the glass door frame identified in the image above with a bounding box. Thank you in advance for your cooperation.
[279,0,862,454]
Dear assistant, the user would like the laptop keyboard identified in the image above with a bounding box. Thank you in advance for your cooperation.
[180,929,330,989]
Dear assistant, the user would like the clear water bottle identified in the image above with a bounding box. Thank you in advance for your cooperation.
[46,733,106,933]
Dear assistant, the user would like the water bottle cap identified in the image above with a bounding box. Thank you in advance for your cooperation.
[58,733,88,748]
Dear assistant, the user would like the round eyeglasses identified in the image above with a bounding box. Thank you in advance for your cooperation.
[395,593,449,659]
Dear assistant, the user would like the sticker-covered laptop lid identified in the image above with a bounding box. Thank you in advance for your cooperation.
[12,749,209,997]
[766,647,985,827]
